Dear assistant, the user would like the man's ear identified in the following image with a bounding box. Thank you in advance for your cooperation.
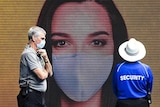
[32,36,35,42]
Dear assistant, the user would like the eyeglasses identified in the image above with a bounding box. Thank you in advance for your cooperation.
[41,38,45,40]
[37,34,45,40]
[38,36,45,40]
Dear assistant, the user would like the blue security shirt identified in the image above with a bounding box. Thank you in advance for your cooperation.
[112,61,153,99]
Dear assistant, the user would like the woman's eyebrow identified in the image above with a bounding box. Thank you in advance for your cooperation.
[51,31,109,37]
[51,32,69,37]
[89,31,109,37]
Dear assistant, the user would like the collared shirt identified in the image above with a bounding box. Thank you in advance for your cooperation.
[112,61,153,99]
[19,44,47,92]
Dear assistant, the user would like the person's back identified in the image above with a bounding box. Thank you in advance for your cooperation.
[114,61,153,99]
[112,38,153,107]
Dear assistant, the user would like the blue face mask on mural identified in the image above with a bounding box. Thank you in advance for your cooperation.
[52,53,113,102]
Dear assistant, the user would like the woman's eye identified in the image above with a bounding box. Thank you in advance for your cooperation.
[91,40,107,46]
[52,40,68,47]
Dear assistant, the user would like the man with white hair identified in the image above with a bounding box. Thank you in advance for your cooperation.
[112,38,153,107]
[17,26,53,107]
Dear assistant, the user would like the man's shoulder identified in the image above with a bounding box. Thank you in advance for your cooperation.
[22,45,36,55]
[137,61,150,68]
[21,48,37,61]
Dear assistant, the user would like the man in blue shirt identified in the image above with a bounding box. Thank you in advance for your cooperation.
[112,38,153,107]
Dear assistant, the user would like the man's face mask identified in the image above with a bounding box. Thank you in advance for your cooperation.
[52,53,113,102]
[37,40,46,49]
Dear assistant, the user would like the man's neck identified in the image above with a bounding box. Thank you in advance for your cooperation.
[28,41,37,51]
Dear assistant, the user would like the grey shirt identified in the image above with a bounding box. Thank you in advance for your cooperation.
[19,45,47,92]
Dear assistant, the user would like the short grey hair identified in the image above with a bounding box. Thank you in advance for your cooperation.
[28,26,46,40]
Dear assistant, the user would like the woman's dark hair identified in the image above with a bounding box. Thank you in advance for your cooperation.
[37,0,128,107]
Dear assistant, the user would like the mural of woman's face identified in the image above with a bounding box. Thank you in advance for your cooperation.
[51,2,114,102]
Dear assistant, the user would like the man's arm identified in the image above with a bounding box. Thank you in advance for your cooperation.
[37,49,53,77]
[33,68,49,80]
[43,55,53,76]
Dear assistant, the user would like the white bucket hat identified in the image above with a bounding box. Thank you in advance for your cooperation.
[118,38,146,62]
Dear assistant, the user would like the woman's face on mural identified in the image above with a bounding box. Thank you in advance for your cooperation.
[51,2,114,55]
[50,2,114,102]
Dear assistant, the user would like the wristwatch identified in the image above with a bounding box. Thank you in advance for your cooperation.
[44,60,48,63]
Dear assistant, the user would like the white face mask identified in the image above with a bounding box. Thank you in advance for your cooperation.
[37,40,46,49]
[52,53,113,102]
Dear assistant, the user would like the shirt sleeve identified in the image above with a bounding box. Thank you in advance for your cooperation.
[22,52,40,71]
[146,65,153,93]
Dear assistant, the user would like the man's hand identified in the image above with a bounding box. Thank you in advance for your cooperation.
[37,49,47,59]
